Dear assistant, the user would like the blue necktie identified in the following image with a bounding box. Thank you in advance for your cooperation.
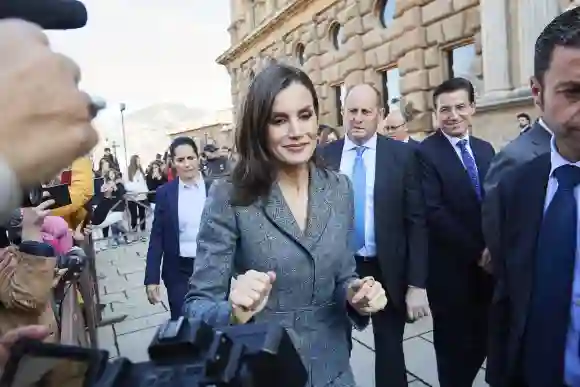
[352,146,366,251]
[457,139,481,199]
[523,164,580,386]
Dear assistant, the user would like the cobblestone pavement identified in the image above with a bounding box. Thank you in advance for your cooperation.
[95,242,488,387]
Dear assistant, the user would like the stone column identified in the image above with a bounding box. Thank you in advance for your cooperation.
[480,0,511,96]
[517,0,559,86]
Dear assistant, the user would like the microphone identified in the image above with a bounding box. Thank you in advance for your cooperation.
[0,0,88,30]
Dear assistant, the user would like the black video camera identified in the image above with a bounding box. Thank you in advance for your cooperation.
[0,317,308,387]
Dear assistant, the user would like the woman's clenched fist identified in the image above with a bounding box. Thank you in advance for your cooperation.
[229,270,276,324]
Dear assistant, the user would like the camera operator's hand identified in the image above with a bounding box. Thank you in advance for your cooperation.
[0,20,98,189]
[0,325,49,369]
[20,199,54,242]
[229,270,276,324]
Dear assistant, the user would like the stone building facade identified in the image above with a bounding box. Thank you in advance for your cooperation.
[168,109,234,149]
[217,0,576,147]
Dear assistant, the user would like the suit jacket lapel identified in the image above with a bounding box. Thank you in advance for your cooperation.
[261,165,331,253]
[469,138,487,185]
[511,155,551,331]
[168,179,180,238]
[321,139,344,171]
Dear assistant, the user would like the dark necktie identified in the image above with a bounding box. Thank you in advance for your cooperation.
[523,164,580,386]
[456,139,481,199]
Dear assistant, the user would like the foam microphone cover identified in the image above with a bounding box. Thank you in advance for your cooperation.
[0,0,88,30]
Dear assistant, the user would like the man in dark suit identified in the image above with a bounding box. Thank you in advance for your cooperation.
[482,119,551,260]
[486,8,580,387]
[318,83,429,387]
[418,77,495,387]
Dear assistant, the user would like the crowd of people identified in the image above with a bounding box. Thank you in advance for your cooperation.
[2,4,580,387]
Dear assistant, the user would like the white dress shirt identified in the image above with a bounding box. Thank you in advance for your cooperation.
[177,175,206,258]
[441,131,476,170]
[544,138,580,386]
[340,134,377,257]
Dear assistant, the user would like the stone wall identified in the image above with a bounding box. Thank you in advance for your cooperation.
[220,0,569,147]
[224,0,483,134]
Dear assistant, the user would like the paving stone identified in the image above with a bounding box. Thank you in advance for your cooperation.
[114,312,171,335]
[97,326,118,358]
[110,301,167,320]
[403,336,439,386]
[116,327,158,363]
[421,331,433,343]
[352,324,374,349]
[350,341,374,387]
[117,264,145,275]
[404,315,433,340]
[100,292,127,304]
[474,368,489,386]
[125,272,147,287]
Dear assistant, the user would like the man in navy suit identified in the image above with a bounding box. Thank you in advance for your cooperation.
[485,8,580,387]
[418,77,495,387]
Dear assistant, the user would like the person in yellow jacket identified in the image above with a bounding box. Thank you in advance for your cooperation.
[50,156,93,231]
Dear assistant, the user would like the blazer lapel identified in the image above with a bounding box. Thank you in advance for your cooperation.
[469,138,487,186]
[261,165,331,253]
[510,155,551,333]
[168,179,180,237]
[320,139,344,171]
[262,182,306,250]
[303,166,331,250]
[433,131,481,201]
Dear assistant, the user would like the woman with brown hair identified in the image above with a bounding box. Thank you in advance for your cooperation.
[124,155,149,240]
[184,63,388,387]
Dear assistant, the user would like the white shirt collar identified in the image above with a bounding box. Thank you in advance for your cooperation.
[343,133,377,152]
[538,118,554,136]
[549,137,580,177]
[441,130,470,148]
[178,174,203,189]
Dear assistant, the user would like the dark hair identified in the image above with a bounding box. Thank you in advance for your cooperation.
[517,112,531,121]
[432,77,475,108]
[318,125,340,144]
[169,136,199,158]
[535,7,580,85]
[231,63,322,206]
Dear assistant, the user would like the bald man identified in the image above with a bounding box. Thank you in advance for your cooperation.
[318,84,429,387]
[381,109,420,146]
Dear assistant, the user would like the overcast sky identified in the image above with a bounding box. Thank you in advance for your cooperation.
[46,0,233,115]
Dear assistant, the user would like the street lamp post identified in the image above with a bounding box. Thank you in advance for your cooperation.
[120,103,128,169]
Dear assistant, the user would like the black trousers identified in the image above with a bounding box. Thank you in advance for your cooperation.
[166,257,194,320]
[128,200,147,231]
[431,271,492,387]
[355,258,408,387]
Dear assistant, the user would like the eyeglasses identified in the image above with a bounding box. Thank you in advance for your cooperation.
[384,123,406,132]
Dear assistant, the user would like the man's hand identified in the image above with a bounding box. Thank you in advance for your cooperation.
[0,325,49,369]
[479,248,492,274]
[0,20,98,188]
[405,287,430,322]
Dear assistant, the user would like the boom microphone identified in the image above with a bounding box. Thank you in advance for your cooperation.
[0,0,88,30]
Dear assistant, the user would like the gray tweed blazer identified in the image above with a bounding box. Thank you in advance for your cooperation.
[183,165,368,387]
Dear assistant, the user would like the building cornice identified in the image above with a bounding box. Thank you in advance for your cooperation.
[216,0,312,66]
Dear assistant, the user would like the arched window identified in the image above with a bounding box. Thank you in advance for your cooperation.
[295,43,305,65]
[329,22,343,50]
[378,0,395,28]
